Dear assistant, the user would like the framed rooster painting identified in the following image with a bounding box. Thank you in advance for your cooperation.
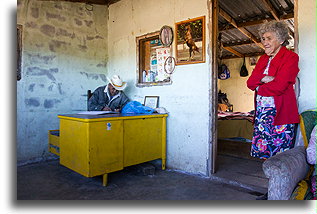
[175,16,205,65]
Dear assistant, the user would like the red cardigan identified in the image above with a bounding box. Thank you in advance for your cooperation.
[247,46,300,125]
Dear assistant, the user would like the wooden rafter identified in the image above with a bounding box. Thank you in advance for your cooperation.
[222,46,244,57]
[219,8,264,50]
[221,52,264,59]
[219,12,295,43]
[223,39,261,48]
[219,12,294,31]
[38,0,120,5]
[289,28,294,39]
[261,0,296,39]
[261,0,280,21]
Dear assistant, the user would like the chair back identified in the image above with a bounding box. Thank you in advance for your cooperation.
[87,90,93,110]
[299,110,317,147]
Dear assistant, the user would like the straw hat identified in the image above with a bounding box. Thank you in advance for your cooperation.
[107,75,127,90]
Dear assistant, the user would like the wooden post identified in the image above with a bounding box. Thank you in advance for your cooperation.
[207,0,219,175]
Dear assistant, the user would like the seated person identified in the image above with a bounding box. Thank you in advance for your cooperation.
[88,75,129,112]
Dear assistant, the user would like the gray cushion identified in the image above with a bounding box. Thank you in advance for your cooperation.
[263,146,310,200]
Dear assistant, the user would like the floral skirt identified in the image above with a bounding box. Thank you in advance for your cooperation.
[250,106,295,160]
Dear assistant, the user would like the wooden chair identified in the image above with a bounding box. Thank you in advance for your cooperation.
[87,90,93,110]
[263,110,316,200]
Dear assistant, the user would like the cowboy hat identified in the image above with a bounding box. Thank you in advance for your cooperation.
[107,75,127,90]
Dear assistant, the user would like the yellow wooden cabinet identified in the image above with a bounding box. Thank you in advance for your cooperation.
[57,113,168,186]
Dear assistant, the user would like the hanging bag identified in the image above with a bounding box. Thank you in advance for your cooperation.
[218,64,230,80]
[240,57,249,77]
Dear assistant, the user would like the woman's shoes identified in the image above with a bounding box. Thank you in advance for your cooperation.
[256,192,268,200]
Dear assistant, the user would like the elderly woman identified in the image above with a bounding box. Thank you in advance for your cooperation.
[247,21,300,160]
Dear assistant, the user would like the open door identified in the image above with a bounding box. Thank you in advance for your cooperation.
[209,0,298,175]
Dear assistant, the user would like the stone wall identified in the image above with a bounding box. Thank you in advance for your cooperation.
[17,0,108,164]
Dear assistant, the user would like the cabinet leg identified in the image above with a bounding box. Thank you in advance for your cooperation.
[102,173,108,186]
[162,159,166,170]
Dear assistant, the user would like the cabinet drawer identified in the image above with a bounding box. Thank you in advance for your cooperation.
[48,130,60,156]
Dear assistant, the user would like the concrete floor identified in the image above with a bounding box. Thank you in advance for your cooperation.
[213,154,268,193]
[17,154,268,200]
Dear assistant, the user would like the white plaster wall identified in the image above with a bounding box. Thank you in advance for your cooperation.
[108,0,210,175]
[297,0,316,113]
[17,0,109,163]
[219,57,255,112]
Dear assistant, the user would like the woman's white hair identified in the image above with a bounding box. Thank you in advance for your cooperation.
[258,21,290,46]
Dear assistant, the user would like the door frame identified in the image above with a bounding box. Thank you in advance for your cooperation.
[207,0,219,175]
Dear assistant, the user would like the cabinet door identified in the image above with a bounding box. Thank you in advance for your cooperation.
[60,119,90,177]
[123,117,162,167]
[88,120,123,176]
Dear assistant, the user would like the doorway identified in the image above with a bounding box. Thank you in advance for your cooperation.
[209,0,298,188]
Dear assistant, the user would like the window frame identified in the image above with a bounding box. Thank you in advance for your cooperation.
[136,31,172,87]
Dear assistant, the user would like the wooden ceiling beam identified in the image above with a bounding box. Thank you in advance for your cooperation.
[219,12,294,31]
[222,46,244,58]
[261,0,280,21]
[219,8,238,28]
[288,28,294,39]
[219,8,264,50]
[222,47,295,59]
[237,27,263,49]
[223,39,261,48]
[221,52,264,59]
[38,0,120,5]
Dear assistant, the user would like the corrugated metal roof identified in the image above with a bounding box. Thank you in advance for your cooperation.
[219,0,294,58]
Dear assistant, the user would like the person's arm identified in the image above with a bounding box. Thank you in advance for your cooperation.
[246,56,266,91]
[257,54,299,97]
[247,72,265,91]
[261,75,275,83]
[88,88,107,111]
[115,93,130,112]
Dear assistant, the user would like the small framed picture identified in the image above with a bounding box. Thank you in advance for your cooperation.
[250,56,257,66]
[159,25,173,47]
[164,56,176,74]
[144,96,159,109]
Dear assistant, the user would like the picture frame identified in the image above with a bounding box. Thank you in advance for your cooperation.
[164,56,176,74]
[144,96,159,109]
[159,25,173,47]
[175,16,205,65]
[17,24,23,81]
[249,56,257,66]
